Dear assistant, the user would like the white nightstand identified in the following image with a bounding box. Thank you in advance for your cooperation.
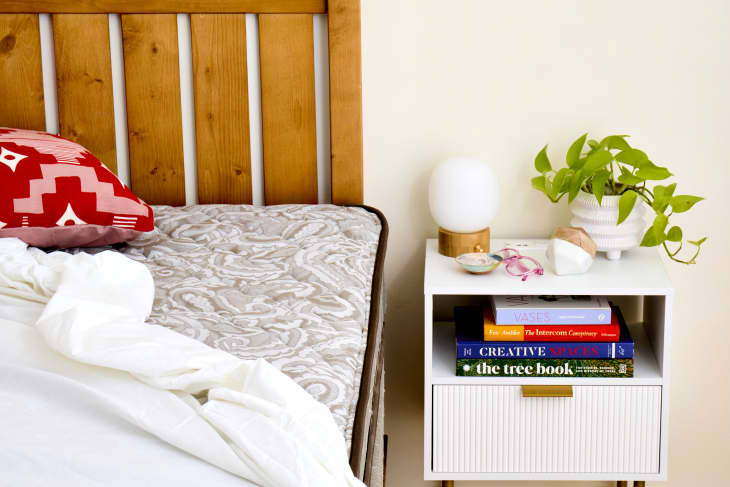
[424,238,673,486]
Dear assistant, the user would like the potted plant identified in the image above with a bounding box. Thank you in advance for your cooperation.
[531,133,705,263]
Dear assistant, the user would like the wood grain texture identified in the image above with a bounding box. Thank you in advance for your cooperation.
[121,14,185,206]
[328,0,363,205]
[0,1,326,14]
[191,14,251,204]
[53,14,117,173]
[437,227,491,258]
[0,14,45,130]
[259,14,318,205]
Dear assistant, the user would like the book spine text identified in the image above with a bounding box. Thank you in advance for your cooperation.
[457,341,634,359]
[494,308,611,325]
[483,324,620,342]
[456,358,633,377]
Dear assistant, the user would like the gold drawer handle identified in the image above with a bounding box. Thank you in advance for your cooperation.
[521,385,573,397]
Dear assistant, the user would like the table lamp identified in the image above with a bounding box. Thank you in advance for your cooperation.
[428,157,499,257]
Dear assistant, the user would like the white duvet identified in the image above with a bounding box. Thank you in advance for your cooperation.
[0,238,364,487]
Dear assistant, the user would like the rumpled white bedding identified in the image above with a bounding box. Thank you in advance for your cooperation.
[0,238,364,487]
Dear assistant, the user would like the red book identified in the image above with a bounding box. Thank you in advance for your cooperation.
[481,304,621,342]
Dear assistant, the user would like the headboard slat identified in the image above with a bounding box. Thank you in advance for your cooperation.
[191,14,252,204]
[0,1,327,14]
[328,0,363,205]
[259,14,318,205]
[53,14,117,174]
[0,14,45,130]
[122,14,186,206]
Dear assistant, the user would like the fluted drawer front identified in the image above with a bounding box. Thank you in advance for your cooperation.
[433,385,661,474]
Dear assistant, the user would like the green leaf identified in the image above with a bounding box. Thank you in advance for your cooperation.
[652,183,677,213]
[566,133,587,168]
[635,161,672,180]
[560,170,574,193]
[531,175,546,193]
[653,213,669,232]
[550,168,571,199]
[617,190,638,224]
[640,213,669,247]
[600,135,631,151]
[688,237,707,246]
[616,148,648,168]
[583,149,613,172]
[572,156,587,171]
[534,145,552,173]
[588,139,600,149]
[591,169,611,205]
[639,227,659,247]
[667,226,682,242]
[544,176,553,199]
[617,166,643,186]
[669,194,704,213]
[568,170,585,202]
[640,227,660,247]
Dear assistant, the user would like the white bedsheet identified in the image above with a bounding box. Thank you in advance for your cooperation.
[0,238,363,487]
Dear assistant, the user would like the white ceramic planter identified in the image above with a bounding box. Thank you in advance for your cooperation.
[569,191,646,260]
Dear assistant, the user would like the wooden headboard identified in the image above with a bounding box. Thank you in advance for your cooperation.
[0,0,362,206]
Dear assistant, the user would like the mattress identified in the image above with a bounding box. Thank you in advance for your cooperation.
[119,203,385,459]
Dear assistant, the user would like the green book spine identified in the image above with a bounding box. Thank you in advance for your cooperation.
[456,358,633,378]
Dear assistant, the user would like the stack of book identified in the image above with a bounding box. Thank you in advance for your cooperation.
[454,296,634,378]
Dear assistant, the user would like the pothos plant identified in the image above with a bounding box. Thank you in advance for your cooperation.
[531,133,706,264]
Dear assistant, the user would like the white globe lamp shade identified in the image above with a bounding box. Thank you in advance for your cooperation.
[429,157,499,256]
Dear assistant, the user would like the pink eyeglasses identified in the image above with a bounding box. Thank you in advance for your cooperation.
[493,248,544,281]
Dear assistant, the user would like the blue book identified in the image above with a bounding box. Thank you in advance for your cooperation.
[490,295,611,325]
[456,306,634,359]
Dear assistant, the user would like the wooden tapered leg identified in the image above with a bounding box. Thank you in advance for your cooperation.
[634,482,646,487]
[442,481,454,487]
[617,482,628,487]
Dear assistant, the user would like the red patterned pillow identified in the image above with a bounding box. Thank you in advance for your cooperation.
[0,127,154,248]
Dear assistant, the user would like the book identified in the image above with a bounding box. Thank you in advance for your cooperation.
[456,307,634,358]
[456,358,633,377]
[490,295,611,325]
[453,305,621,342]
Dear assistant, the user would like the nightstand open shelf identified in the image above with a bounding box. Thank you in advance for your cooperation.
[432,321,662,386]
[424,238,673,483]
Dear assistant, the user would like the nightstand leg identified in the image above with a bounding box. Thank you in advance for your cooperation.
[442,481,454,487]
[634,482,646,487]
[617,482,628,487]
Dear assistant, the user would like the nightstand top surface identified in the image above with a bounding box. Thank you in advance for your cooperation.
[425,238,673,295]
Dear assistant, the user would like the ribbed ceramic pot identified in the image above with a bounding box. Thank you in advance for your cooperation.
[569,191,646,260]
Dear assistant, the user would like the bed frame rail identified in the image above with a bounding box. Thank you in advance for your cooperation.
[0,0,362,206]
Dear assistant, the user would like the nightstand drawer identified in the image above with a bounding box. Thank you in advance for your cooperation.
[432,384,661,474]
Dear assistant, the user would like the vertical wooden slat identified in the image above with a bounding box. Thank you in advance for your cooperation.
[258,14,317,205]
[0,14,45,130]
[328,0,363,205]
[52,14,117,173]
[190,14,251,204]
[121,14,185,206]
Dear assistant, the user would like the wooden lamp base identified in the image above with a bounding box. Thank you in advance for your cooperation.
[437,227,491,257]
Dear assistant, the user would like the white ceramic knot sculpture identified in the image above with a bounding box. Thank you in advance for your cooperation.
[546,226,597,275]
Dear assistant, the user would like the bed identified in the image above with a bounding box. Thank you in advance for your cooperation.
[0,1,387,485]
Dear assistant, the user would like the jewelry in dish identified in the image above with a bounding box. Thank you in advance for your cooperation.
[455,252,504,274]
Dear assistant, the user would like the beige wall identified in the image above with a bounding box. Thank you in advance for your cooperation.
[361,0,730,485]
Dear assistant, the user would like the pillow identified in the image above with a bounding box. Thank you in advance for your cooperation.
[0,127,154,248]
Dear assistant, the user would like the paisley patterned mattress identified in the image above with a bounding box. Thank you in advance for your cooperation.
[119,204,385,455]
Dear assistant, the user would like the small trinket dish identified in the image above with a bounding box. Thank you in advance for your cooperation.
[455,252,504,274]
